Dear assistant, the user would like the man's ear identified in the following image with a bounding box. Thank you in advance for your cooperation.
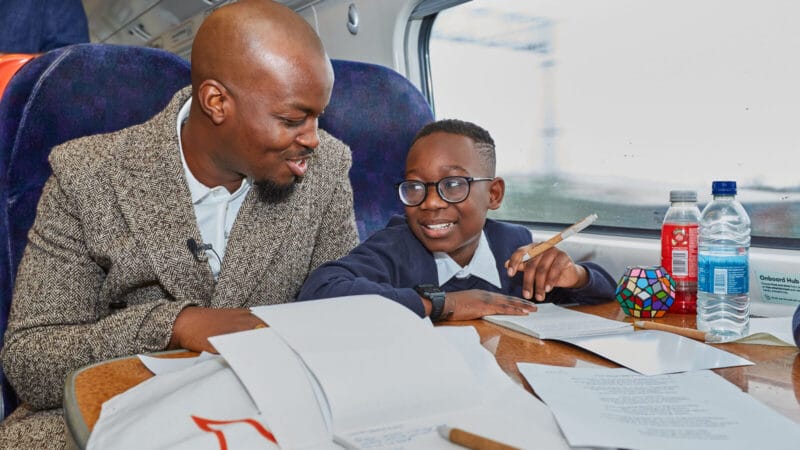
[196,79,231,125]
[488,177,505,210]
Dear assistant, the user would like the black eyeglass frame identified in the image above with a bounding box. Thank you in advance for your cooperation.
[394,176,494,207]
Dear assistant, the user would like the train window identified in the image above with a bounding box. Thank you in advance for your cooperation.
[426,0,800,244]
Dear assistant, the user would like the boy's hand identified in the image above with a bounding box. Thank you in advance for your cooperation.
[437,290,537,321]
[505,244,589,301]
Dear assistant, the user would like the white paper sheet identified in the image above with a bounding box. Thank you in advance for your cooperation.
[326,326,570,449]
[561,329,754,375]
[251,295,480,433]
[729,316,796,346]
[137,351,219,375]
[484,303,753,375]
[209,328,333,449]
[484,302,633,339]
[88,358,278,450]
[519,363,800,450]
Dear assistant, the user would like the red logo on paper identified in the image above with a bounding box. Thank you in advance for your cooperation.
[191,415,277,450]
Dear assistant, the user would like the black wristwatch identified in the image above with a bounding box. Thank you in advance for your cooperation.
[414,284,446,322]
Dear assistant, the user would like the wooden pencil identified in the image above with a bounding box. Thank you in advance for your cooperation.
[438,425,519,450]
[521,214,598,262]
[633,320,707,341]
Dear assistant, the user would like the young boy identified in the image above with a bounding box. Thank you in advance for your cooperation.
[297,119,615,321]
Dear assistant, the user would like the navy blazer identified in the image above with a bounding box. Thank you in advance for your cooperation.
[298,215,616,316]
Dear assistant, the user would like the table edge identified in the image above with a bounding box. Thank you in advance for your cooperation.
[64,350,191,449]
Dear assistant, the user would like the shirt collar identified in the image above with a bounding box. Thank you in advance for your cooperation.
[433,231,502,288]
[177,97,252,204]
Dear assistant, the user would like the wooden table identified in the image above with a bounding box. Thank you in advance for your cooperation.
[63,302,800,448]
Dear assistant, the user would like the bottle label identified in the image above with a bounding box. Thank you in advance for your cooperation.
[661,224,698,282]
[698,253,749,294]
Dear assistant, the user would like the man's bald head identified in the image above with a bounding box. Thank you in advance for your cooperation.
[191,0,329,93]
[180,0,334,200]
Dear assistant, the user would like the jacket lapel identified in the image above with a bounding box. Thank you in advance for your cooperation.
[213,184,301,307]
[112,88,215,304]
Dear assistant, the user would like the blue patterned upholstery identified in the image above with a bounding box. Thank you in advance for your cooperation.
[323,60,433,240]
[0,43,190,419]
[0,51,430,418]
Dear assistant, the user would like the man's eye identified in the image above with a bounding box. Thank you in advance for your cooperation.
[282,117,306,128]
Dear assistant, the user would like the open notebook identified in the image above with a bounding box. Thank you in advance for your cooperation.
[485,303,753,376]
[485,302,633,339]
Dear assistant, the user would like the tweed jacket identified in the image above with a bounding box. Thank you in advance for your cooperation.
[1,87,360,414]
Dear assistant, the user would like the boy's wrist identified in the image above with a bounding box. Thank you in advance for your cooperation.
[415,284,447,321]
[570,264,590,289]
[441,293,455,321]
[421,297,432,316]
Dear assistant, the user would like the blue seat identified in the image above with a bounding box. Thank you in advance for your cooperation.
[0,50,430,419]
[323,60,433,240]
[0,43,190,419]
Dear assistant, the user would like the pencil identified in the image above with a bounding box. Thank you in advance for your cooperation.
[437,425,519,450]
[521,213,598,262]
[633,320,707,341]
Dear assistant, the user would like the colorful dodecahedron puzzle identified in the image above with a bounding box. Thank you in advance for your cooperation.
[614,266,675,318]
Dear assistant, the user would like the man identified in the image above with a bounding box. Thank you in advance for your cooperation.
[0,0,359,447]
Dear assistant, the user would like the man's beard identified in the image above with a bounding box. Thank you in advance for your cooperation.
[254,178,297,204]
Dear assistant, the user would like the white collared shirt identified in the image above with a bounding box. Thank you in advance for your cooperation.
[433,231,502,288]
[177,98,252,279]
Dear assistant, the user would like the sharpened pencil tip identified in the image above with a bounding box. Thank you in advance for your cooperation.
[437,425,451,439]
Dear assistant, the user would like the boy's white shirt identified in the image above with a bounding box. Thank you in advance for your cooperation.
[434,231,502,288]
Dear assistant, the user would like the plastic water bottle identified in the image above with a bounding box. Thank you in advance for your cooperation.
[696,181,751,341]
[661,190,700,314]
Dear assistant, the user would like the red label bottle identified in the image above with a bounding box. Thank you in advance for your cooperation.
[661,190,701,313]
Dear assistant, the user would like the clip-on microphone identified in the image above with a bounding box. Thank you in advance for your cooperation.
[187,238,212,262]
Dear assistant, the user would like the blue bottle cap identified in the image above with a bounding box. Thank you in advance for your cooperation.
[711,180,737,195]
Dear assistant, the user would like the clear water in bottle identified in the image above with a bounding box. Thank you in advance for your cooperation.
[696,181,751,341]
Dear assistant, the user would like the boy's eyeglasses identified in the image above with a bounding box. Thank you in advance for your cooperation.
[395,176,494,207]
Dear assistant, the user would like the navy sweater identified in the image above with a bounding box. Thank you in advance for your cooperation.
[298,215,616,317]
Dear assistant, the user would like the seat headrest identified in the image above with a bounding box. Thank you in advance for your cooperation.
[322,60,433,239]
[0,43,190,419]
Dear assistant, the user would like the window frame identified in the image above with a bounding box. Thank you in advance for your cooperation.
[416,8,800,251]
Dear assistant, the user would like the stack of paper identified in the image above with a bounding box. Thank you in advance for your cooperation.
[215,295,569,449]
[88,295,570,449]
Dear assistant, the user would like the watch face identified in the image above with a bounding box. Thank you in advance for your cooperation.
[415,284,442,297]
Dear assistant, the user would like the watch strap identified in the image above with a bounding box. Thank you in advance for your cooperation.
[414,284,446,322]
